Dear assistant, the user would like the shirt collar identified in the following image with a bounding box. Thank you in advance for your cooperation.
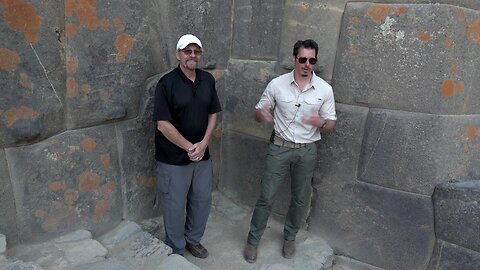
[176,65,201,83]
[289,70,319,90]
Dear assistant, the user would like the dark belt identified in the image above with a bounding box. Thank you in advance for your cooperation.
[272,136,307,149]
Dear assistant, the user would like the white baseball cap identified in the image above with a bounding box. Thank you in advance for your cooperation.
[176,34,203,50]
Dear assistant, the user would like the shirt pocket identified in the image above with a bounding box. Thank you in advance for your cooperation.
[275,92,296,117]
[303,96,323,112]
[276,92,295,105]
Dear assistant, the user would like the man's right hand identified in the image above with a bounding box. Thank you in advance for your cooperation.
[254,105,273,122]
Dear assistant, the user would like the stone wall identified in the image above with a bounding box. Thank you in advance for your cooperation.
[1,1,479,269]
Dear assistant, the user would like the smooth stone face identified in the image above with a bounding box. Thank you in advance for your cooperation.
[333,3,480,115]
[433,180,480,252]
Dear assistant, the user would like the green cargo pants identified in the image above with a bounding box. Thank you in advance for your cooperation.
[247,142,317,246]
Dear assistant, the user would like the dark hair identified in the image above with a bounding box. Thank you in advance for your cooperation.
[293,39,318,58]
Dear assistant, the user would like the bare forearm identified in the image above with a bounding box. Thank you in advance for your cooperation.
[156,121,192,151]
[201,113,217,145]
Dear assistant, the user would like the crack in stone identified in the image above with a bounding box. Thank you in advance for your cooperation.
[29,43,63,108]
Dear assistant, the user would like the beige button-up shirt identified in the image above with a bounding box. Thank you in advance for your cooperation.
[255,71,336,143]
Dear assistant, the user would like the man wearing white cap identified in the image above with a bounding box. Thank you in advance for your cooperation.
[153,34,222,258]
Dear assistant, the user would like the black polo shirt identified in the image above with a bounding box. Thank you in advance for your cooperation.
[153,66,222,165]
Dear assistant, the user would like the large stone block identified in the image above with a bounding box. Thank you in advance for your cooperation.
[231,0,284,60]
[433,180,480,252]
[0,1,64,147]
[320,0,480,11]
[5,126,123,243]
[333,3,480,114]
[116,118,158,221]
[315,103,369,186]
[154,0,233,70]
[64,0,151,129]
[311,181,435,270]
[115,74,159,221]
[0,149,18,246]
[427,239,480,270]
[278,0,344,80]
[358,109,480,195]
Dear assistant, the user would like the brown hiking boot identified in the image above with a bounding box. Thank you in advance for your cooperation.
[243,243,257,263]
[282,240,295,259]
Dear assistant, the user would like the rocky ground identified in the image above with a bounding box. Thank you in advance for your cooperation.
[0,191,382,270]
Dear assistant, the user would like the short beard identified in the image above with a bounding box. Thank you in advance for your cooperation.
[186,60,197,69]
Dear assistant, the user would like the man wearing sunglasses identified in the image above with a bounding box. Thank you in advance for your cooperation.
[244,39,336,263]
[153,34,222,258]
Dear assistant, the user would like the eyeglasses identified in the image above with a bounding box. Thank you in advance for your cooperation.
[296,57,317,65]
[182,49,202,56]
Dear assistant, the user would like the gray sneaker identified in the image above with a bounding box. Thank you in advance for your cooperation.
[243,243,257,263]
[186,242,209,259]
[282,240,295,259]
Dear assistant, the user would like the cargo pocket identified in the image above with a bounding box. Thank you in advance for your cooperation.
[155,163,171,196]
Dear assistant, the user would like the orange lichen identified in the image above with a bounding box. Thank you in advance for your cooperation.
[440,79,455,97]
[419,31,432,42]
[112,17,124,32]
[367,4,390,23]
[49,181,66,191]
[347,45,357,56]
[466,125,478,139]
[64,188,79,205]
[81,83,91,94]
[351,16,360,25]
[458,11,465,20]
[66,77,78,97]
[0,48,21,72]
[4,106,39,127]
[450,60,459,74]
[93,199,109,223]
[395,7,407,16]
[76,0,98,30]
[138,176,155,188]
[100,18,108,30]
[444,38,454,47]
[40,203,76,232]
[115,33,134,62]
[35,209,46,219]
[100,154,110,169]
[466,19,480,45]
[212,128,223,138]
[82,137,96,152]
[455,82,464,92]
[20,72,33,90]
[1,0,42,43]
[99,89,111,101]
[101,181,116,196]
[41,218,59,232]
[67,55,78,74]
[65,0,76,17]
[79,172,100,192]
[66,23,78,38]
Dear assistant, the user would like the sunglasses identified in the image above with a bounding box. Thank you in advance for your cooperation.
[182,49,202,56]
[296,57,317,65]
